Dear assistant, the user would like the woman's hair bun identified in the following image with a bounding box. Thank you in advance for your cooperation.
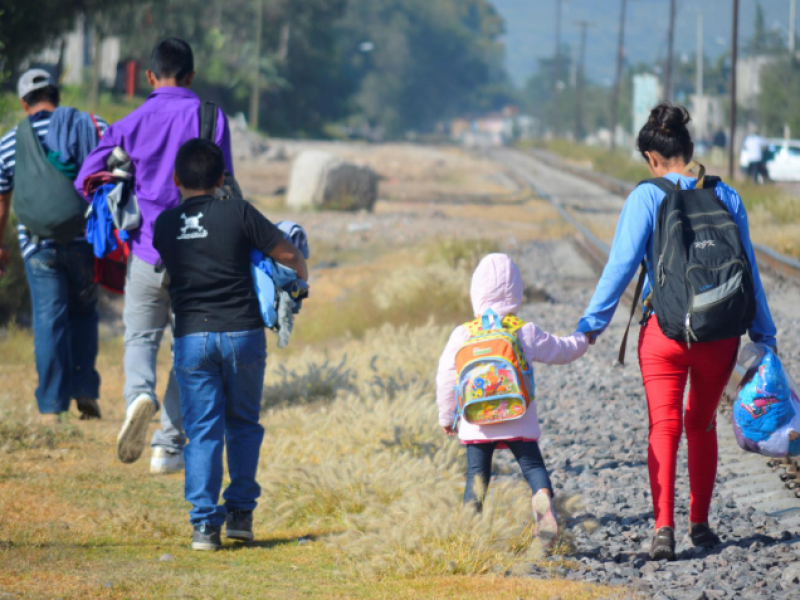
[647,103,691,136]
[637,102,693,161]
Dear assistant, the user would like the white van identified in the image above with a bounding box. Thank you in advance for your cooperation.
[766,141,800,182]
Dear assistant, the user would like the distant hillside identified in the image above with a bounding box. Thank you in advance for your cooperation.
[492,0,794,87]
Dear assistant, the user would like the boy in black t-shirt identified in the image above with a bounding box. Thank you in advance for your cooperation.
[153,138,307,551]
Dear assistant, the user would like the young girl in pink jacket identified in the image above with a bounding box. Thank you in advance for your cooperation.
[436,254,588,544]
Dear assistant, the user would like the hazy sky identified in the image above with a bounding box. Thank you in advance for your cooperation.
[492,0,797,87]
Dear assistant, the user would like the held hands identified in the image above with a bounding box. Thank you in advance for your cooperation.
[585,331,598,345]
[441,425,456,437]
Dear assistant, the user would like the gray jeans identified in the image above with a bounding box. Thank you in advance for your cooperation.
[123,253,185,452]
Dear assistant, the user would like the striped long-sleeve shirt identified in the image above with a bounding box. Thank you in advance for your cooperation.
[0,110,108,258]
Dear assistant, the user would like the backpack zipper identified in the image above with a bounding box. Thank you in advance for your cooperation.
[684,259,746,346]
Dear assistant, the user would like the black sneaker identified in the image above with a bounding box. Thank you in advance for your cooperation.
[690,523,721,548]
[226,510,254,542]
[75,396,101,420]
[649,526,676,561]
[192,524,221,551]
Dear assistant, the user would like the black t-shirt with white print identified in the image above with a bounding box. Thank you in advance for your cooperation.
[153,195,284,337]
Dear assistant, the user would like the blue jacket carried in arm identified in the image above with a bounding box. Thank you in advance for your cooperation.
[251,221,310,348]
[577,172,777,347]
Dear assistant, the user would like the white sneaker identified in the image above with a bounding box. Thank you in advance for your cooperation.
[117,394,157,464]
[150,447,185,474]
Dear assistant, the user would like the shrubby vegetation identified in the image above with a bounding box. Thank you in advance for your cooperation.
[259,322,572,575]
[3,0,511,138]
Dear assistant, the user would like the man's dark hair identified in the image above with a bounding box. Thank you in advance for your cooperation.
[151,38,194,81]
[175,138,225,191]
[22,85,60,107]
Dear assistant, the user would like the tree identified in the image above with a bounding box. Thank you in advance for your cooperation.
[334,0,510,136]
[758,56,800,136]
[745,1,785,56]
[0,1,147,75]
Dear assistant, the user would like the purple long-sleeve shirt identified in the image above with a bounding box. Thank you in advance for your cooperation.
[76,87,233,265]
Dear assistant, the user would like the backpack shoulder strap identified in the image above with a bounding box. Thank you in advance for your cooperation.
[15,118,45,159]
[463,317,483,337]
[617,261,648,366]
[636,177,676,195]
[200,101,217,142]
[501,315,525,333]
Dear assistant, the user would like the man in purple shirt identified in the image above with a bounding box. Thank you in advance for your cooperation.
[77,39,233,474]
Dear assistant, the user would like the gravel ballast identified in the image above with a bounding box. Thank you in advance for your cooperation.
[506,239,800,600]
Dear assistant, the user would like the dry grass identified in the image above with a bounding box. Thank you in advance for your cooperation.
[0,320,616,598]
[290,240,497,347]
[528,139,800,257]
[257,322,580,579]
[0,170,619,597]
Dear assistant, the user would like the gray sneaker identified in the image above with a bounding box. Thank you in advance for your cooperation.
[225,510,254,541]
[192,524,221,551]
[117,394,157,464]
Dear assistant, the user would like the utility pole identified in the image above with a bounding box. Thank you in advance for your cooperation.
[791,0,797,54]
[574,20,593,141]
[610,0,629,151]
[553,0,565,136]
[696,11,705,140]
[249,0,263,131]
[729,0,739,179]
[664,0,677,101]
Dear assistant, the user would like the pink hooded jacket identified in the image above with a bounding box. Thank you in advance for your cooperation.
[435,254,588,442]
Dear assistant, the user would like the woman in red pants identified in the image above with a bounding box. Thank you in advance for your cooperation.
[577,104,777,560]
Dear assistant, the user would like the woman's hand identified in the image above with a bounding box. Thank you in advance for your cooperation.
[441,425,456,437]
[586,331,598,345]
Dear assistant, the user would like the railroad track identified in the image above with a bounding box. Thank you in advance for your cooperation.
[493,146,800,527]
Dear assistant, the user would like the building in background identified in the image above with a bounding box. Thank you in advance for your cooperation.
[29,15,120,89]
[632,74,661,139]
[737,55,780,111]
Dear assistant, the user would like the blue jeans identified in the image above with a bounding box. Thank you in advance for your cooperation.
[464,440,553,512]
[23,243,100,414]
[174,329,266,527]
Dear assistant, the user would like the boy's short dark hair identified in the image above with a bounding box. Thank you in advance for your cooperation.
[151,38,194,81]
[176,138,225,191]
[22,85,60,107]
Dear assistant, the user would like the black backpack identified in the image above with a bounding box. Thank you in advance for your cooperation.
[13,117,87,243]
[199,101,244,201]
[619,165,756,363]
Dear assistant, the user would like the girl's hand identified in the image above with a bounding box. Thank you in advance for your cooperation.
[586,331,598,345]
[441,425,456,436]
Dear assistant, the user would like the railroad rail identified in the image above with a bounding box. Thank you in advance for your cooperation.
[498,147,800,521]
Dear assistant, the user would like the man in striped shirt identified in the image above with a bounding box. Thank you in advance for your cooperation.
[0,70,108,424]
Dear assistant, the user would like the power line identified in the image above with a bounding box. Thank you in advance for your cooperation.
[574,19,595,141]
[664,0,677,101]
[610,0,634,151]
[729,0,739,180]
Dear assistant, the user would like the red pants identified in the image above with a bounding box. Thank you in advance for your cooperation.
[638,316,738,529]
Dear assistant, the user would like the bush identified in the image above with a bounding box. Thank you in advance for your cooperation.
[0,215,30,325]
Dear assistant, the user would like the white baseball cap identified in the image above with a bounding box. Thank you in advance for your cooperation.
[17,69,56,99]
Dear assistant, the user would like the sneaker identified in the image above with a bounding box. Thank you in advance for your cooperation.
[226,510,254,542]
[117,394,157,464]
[649,526,676,561]
[75,396,101,420]
[532,489,558,548]
[690,523,721,548]
[150,447,185,475]
[191,524,221,551]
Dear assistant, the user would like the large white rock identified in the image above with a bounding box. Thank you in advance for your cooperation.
[286,150,379,211]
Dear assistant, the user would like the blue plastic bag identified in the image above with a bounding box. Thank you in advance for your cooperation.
[732,343,800,457]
